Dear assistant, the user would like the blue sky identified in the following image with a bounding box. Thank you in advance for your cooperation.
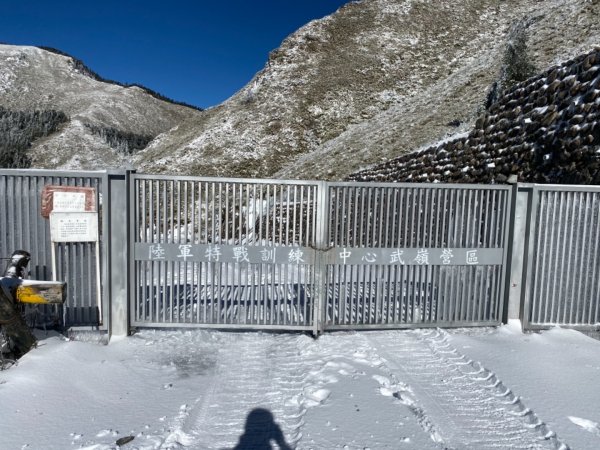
[0,0,350,109]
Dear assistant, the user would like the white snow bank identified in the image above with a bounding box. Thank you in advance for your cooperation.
[449,321,600,450]
[1,324,599,449]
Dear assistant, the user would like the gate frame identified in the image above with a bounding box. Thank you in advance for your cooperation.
[126,173,324,334]
[124,175,515,335]
[321,181,514,332]
[519,183,600,332]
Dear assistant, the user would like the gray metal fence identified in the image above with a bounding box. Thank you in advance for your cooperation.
[522,185,600,330]
[3,168,598,335]
[324,183,511,329]
[0,169,105,328]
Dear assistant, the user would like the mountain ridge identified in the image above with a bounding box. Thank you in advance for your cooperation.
[0,43,203,169]
[1,0,599,181]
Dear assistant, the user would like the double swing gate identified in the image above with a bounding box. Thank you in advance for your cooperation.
[131,175,512,333]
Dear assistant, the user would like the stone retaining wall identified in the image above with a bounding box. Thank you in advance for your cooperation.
[349,47,600,184]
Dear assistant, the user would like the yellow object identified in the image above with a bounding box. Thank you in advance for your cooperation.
[16,285,50,304]
[15,282,66,304]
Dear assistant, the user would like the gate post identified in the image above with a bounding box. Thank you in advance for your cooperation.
[504,184,536,325]
[312,181,330,335]
[104,169,134,340]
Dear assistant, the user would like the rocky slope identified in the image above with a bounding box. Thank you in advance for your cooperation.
[132,0,600,181]
[2,0,599,181]
[0,44,202,169]
[349,47,600,184]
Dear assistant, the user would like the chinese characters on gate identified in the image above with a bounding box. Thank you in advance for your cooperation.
[338,247,480,265]
[146,243,482,266]
[147,244,307,264]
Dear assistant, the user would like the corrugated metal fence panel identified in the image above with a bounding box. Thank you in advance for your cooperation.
[0,170,104,328]
[131,175,319,330]
[526,186,600,329]
[325,183,511,329]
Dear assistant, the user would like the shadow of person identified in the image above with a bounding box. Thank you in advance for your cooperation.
[232,408,293,450]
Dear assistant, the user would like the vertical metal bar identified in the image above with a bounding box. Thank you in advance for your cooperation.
[292,185,298,246]
[352,263,358,324]
[0,175,6,256]
[285,185,291,246]
[158,180,164,323]
[279,184,285,246]
[357,187,364,248]
[495,188,510,323]
[521,187,540,327]
[217,183,224,323]
[560,192,575,324]
[566,191,581,324]
[564,191,577,324]
[531,190,546,324]
[465,189,473,249]
[415,188,423,248]
[375,188,383,247]
[465,191,476,322]
[442,190,452,320]
[184,181,190,322]
[238,183,244,245]
[244,184,251,323]
[495,189,505,248]
[15,177,23,250]
[270,184,276,245]
[265,184,271,245]
[298,185,304,247]
[425,189,434,319]
[451,191,461,321]
[313,181,329,334]
[170,181,176,323]
[545,191,560,324]
[395,264,401,323]
[149,180,156,321]
[575,192,590,325]
[384,187,392,247]
[199,182,205,321]
[191,181,198,322]
[588,194,600,324]
[349,187,356,248]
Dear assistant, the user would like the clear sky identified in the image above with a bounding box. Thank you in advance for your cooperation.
[0,0,350,109]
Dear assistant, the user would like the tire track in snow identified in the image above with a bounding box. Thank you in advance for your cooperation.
[368,329,569,450]
[178,333,316,450]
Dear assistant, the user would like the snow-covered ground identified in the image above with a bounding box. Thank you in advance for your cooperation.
[1,322,599,450]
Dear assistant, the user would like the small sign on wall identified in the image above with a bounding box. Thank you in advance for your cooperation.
[43,185,103,320]
[52,191,87,212]
[49,212,99,243]
[41,185,96,218]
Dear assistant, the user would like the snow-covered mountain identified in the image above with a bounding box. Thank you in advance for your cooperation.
[1,0,599,180]
[0,44,202,169]
[131,0,600,180]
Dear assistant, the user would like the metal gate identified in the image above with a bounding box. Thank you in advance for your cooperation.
[324,183,511,329]
[523,185,600,330]
[130,175,512,332]
[130,175,322,331]
[5,169,599,335]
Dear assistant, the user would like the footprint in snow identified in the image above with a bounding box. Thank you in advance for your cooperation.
[568,416,600,436]
[96,429,118,438]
